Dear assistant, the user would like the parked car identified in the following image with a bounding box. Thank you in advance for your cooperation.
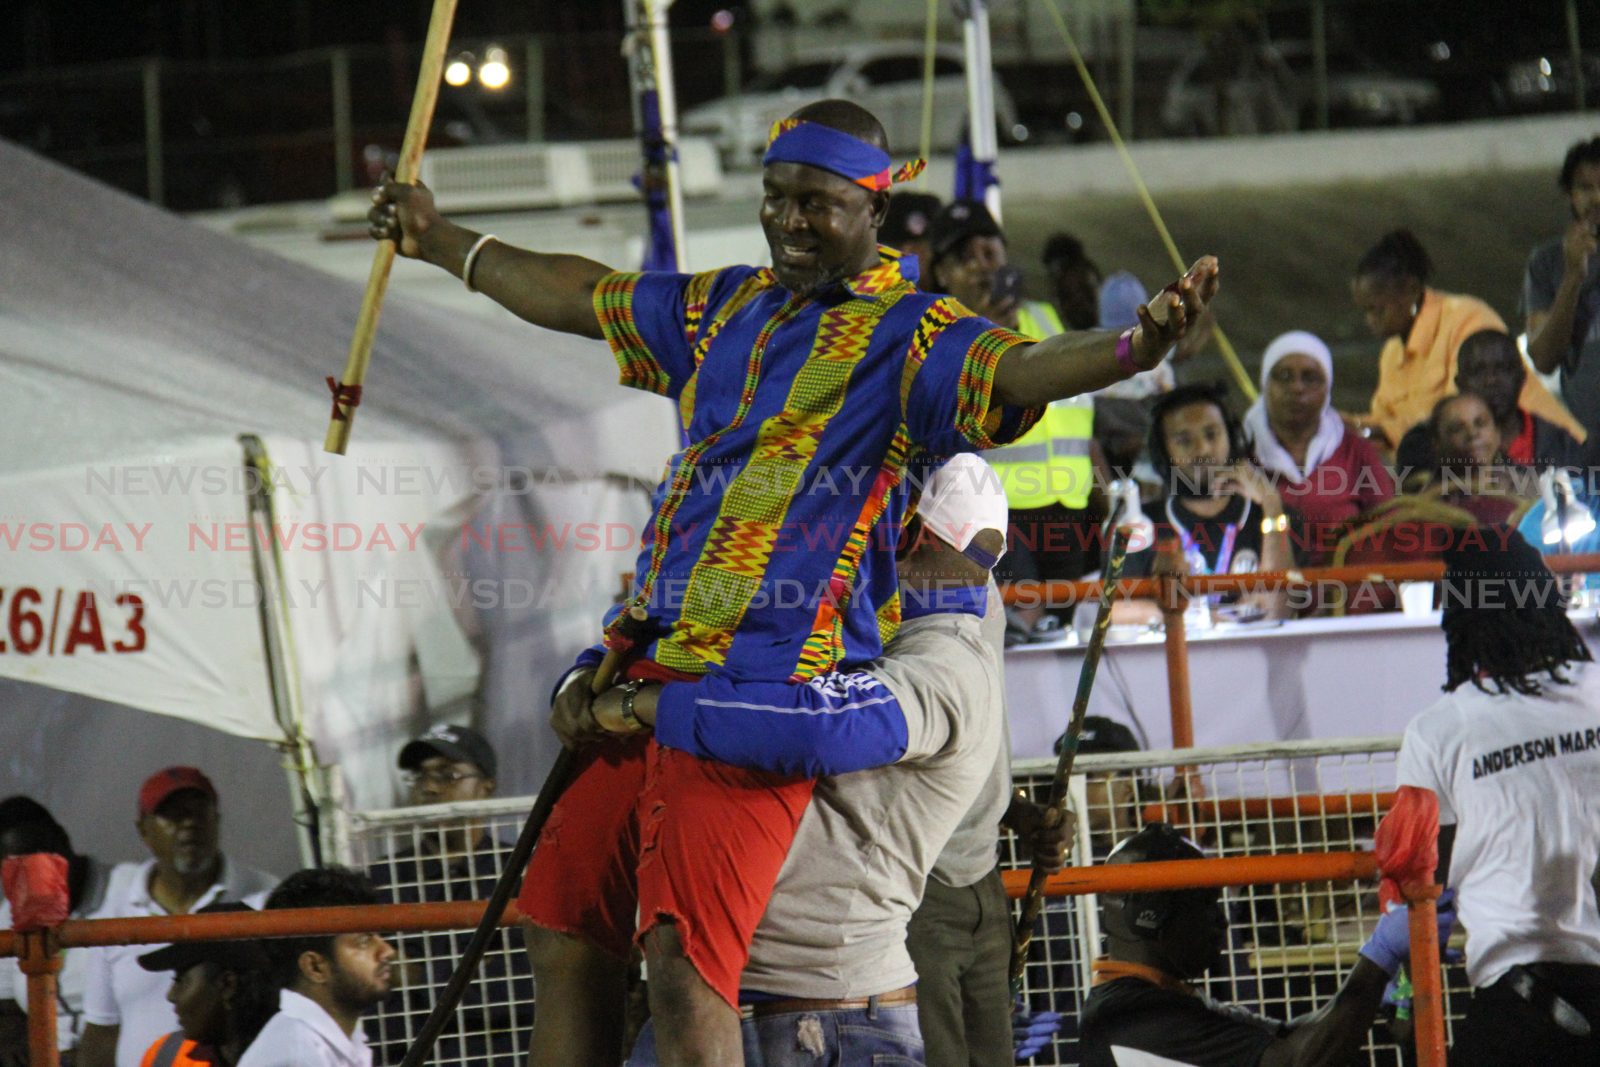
[1160,40,1441,137]
[681,43,1020,168]
[1493,54,1600,114]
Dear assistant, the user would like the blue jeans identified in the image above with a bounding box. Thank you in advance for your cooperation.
[627,1002,925,1066]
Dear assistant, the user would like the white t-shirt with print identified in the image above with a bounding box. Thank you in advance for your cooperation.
[1395,659,1600,987]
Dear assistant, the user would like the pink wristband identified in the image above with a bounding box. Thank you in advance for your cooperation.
[1115,328,1139,376]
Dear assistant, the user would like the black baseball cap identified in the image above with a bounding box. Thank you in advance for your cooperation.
[1056,715,1141,757]
[398,724,497,779]
[927,199,1003,265]
[138,902,270,974]
[881,192,943,248]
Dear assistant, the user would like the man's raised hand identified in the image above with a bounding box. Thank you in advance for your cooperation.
[1131,256,1221,369]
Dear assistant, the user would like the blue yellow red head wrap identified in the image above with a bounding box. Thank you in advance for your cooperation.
[763,119,927,191]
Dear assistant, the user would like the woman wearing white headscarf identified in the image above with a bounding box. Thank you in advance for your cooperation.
[1245,330,1394,564]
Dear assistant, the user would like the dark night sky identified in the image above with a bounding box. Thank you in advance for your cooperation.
[1,3,747,74]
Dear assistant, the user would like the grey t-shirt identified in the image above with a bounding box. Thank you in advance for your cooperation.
[741,611,1005,999]
[1524,236,1600,435]
[929,581,1014,888]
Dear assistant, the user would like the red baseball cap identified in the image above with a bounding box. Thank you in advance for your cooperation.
[138,766,218,818]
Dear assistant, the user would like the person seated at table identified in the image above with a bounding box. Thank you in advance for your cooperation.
[1079,823,1452,1067]
[1347,229,1580,449]
[1111,383,1295,626]
[1396,329,1593,478]
[1244,330,1393,566]
[1424,392,1540,524]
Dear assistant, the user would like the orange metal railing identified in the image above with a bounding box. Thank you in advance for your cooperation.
[3,850,1445,1067]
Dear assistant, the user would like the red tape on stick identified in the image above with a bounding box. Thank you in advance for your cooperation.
[2,854,69,931]
[1374,785,1440,910]
[326,377,365,422]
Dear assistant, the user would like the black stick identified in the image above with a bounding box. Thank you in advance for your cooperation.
[399,607,652,1067]
[1008,526,1131,991]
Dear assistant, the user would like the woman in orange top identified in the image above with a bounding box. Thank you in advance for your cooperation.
[1347,228,1583,448]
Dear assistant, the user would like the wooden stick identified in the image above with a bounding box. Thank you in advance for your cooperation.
[323,0,461,454]
[1010,525,1131,990]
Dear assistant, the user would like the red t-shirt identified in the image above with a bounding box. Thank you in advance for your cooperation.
[1504,409,1536,466]
[1273,432,1396,566]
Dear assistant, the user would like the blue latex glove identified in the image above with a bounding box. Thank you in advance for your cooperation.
[1012,999,1065,1062]
[1360,890,1457,977]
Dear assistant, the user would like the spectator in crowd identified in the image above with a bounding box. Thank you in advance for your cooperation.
[1397,331,1590,481]
[1079,823,1450,1067]
[1526,135,1600,438]
[0,797,115,1063]
[237,868,394,1067]
[1425,393,1537,524]
[1071,716,1147,859]
[78,769,277,1067]
[1395,529,1600,1064]
[1245,330,1394,566]
[925,201,1100,637]
[369,725,532,1067]
[1456,329,1588,469]
[1349,229,1578,448]
[879,190,941,272]
[133,902,277,1067]
[1112,383,1294,625]
[1042,232,1103,331]
[599,454,1066,1065]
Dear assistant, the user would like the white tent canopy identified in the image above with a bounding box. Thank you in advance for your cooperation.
[0,140,677,870]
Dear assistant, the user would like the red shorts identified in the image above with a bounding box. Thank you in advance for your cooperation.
[517,733,816,1009]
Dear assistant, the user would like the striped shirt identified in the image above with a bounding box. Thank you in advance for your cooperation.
[591,248,1036,680]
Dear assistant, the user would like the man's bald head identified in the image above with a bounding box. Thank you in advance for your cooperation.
[788,100,889,152]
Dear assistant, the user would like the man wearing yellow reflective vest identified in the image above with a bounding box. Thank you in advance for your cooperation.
[924,201,1100,637]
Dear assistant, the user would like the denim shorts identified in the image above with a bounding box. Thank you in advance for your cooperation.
[627,1002,924,1066]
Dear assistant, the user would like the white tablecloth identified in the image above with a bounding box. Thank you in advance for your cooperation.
[1004,611,1600,758]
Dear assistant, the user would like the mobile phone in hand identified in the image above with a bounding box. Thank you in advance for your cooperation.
[990,264,1025,306]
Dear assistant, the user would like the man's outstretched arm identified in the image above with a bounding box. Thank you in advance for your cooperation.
[369,179,614,339]
[991,257,1220,408]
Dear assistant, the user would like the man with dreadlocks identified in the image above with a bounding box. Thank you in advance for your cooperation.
[1394,526,1600,1064]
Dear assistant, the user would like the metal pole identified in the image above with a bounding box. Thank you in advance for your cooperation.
[1405,883,1448,1067]
[142,58,164,205]
[1160,578,1195,750]
[1117,0,1135,139]
[646,1,688,271]
[331,47,354,192]
[1311,0,1329,130]
[959,0,1002,220]
[19,931,61,1067]
[525,36,545,141]
[722,28,741,101]
[1568,0,1587,113]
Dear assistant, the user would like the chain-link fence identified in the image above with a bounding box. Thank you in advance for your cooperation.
[332,736,1461,1066]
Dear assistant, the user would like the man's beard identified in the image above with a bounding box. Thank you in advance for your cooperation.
[773,259,850,299]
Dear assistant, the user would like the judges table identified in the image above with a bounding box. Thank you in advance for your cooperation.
[1005,610,1600,758]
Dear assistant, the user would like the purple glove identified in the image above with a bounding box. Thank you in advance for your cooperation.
[1359,891,1457,978]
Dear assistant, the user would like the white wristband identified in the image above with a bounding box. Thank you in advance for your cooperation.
[462,233,498,293]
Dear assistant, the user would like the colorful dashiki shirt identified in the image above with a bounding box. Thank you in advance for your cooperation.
[591,248,1038,681]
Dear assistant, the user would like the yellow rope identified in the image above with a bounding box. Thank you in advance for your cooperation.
[1040,0,1258,400]
[918,0,938,181]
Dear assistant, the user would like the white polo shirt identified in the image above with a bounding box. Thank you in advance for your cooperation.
[236,989,373,1067]
[80,857,276,1067]
[0,856,115,1051]
[1395,659,1600,988]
